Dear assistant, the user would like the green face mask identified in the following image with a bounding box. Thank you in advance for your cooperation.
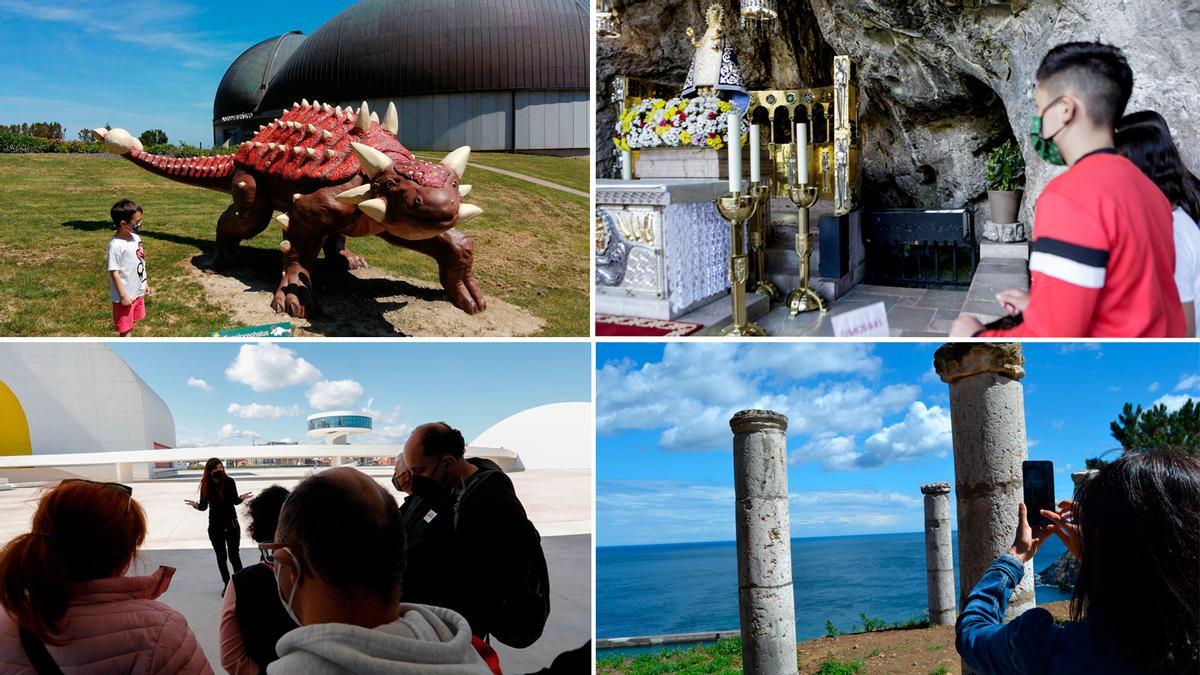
[1030,99,1066,166]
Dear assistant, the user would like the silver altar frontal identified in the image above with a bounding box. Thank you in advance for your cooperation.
[595,179,732,320]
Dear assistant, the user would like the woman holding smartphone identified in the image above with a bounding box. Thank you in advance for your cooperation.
[185,457,252,595]
[956,450,1199,674]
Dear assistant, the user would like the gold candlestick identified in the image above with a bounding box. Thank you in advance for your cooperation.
[785,182,826,316]
[714,192,766,336]
[748,184,782,303]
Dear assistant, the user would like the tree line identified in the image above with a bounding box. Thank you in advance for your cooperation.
[2,122,169,146]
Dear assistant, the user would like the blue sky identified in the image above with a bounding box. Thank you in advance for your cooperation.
[597,342,1200,547]
[110,341,591,448]
[0,0,346,146]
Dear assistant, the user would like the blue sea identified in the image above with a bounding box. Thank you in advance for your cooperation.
[598,531,1069,648]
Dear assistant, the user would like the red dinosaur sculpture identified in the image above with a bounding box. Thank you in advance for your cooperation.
[95,99,485,318]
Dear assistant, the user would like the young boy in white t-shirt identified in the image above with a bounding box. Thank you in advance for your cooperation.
[107,199,149,336]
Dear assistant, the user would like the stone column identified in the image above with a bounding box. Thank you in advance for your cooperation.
[921,481,956,626]
[730,409,798,675]
[934,343,1035,623]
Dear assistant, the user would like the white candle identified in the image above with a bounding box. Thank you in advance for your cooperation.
[727,111,742,194]
[796,123,809,184]
[749,124,761,183]
[621,150,633,180]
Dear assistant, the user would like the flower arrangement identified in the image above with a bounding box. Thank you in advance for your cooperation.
[613,96,744,151]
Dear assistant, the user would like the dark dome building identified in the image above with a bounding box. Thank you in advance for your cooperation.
[212,0,588,153]
[212,31,307,145]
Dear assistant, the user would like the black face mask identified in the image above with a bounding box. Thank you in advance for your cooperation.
[410,459,451,500]
[212,470,225,480]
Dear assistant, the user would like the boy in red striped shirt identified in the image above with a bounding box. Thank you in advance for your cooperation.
[951,42,1185,337]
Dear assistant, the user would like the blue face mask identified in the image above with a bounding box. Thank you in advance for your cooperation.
[273,548,303,626]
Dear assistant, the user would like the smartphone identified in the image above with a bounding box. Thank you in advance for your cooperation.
[1022,460,1055,527]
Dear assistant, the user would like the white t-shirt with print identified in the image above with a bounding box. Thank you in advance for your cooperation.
[107,233,147,303]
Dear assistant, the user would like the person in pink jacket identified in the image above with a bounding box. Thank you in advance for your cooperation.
[0,478,211,674]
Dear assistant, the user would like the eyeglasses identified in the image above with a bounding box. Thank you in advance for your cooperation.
[61,478,134,513]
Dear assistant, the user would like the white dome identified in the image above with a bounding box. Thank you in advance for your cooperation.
[469,402,592,470]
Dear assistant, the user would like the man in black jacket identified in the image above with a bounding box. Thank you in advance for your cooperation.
[394,421,544,641]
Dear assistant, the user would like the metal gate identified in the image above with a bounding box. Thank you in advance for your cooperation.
[862,209,978,289]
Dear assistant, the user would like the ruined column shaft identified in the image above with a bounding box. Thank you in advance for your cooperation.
[935,343,1036,625]
[730,410,798,675]
[922,483,955,625]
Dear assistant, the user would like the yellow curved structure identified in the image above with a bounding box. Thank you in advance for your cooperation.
[0,380,31,456]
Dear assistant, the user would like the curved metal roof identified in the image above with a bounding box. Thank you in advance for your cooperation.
[258,0,587,111]
[213,31,307,122]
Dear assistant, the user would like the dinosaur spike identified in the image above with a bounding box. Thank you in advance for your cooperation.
[92,128,108,139]
[292,102,300,109]
[259,125,266,131]
[356,101,371,132]
[458,184,472,198]
[306,148,316,158]
[457,203,483,224]
[322,103,332,113]
[322,130,333,140]
[96,127,143,155]
[357,197,387,222]
[326,148,337,159]
[268,143,277,150]
[312,99,321,107]
[280,239,292,253]
[293,193,302,202]
[335,105,343,116]
[307,124,318,134]
[275,213,290,228]
[369,111,379,124]
[441,146,471,179]
[334,184,372,205]
[350,142,393,178]
[301,98,309,107]
[293,146,305,155]
[382,101,398,133]
[237,181,247,188]
[254,142,263,148]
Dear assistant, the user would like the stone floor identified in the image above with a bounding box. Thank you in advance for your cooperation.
[757,284,969,337]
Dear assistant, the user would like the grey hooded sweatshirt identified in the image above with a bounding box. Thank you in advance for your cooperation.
[267,603,492,674]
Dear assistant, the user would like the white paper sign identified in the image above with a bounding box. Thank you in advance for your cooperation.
[831,301,890,338]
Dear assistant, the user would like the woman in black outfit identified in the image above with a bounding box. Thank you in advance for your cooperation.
[184,457,252,593]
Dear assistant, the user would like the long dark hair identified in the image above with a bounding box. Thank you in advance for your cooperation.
[200,457,226,502]
[1116,110,1200,223]
[0,481,147,643]
[1071,450,1199,672]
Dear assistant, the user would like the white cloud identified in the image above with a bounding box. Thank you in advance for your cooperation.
[1175,374,1200,391]
[226,402,301,420]
[186,377,212,392]
[1148,381,1161,392]
[598,480,921,546]
[306,379,364,410]
[220,423,259,441]
[225,344,322,392]
[1058,343,1103,358]
[367,423,413,446]
[1154,393,1196,412]
[790,401,951,470]
[177,423,260,447]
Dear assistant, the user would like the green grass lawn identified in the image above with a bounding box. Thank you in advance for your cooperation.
[413,151,589,193]
[0,153,588,336]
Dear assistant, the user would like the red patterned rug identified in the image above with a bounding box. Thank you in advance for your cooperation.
[595,314,703,337]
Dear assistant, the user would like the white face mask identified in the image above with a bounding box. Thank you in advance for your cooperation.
[273,547,303,626]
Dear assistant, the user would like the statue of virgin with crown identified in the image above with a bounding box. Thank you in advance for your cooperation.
[681,3,749,113]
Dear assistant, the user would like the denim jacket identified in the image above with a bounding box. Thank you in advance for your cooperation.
[955,553,1136,675]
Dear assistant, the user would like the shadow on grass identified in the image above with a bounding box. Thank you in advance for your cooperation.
[61,219,464,336]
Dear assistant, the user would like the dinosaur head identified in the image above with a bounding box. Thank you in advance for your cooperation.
[338,142,481,240]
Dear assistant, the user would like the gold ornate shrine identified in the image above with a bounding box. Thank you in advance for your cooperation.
[748,57,860,212]
[615,57,861,215]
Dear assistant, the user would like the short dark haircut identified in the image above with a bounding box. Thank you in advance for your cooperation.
[418,422,466,458]
[1036,42,1133,129]
[1072,450,1199,672]
[244,485,289,544]
[276,470,406,603]
[109,199,142,228]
